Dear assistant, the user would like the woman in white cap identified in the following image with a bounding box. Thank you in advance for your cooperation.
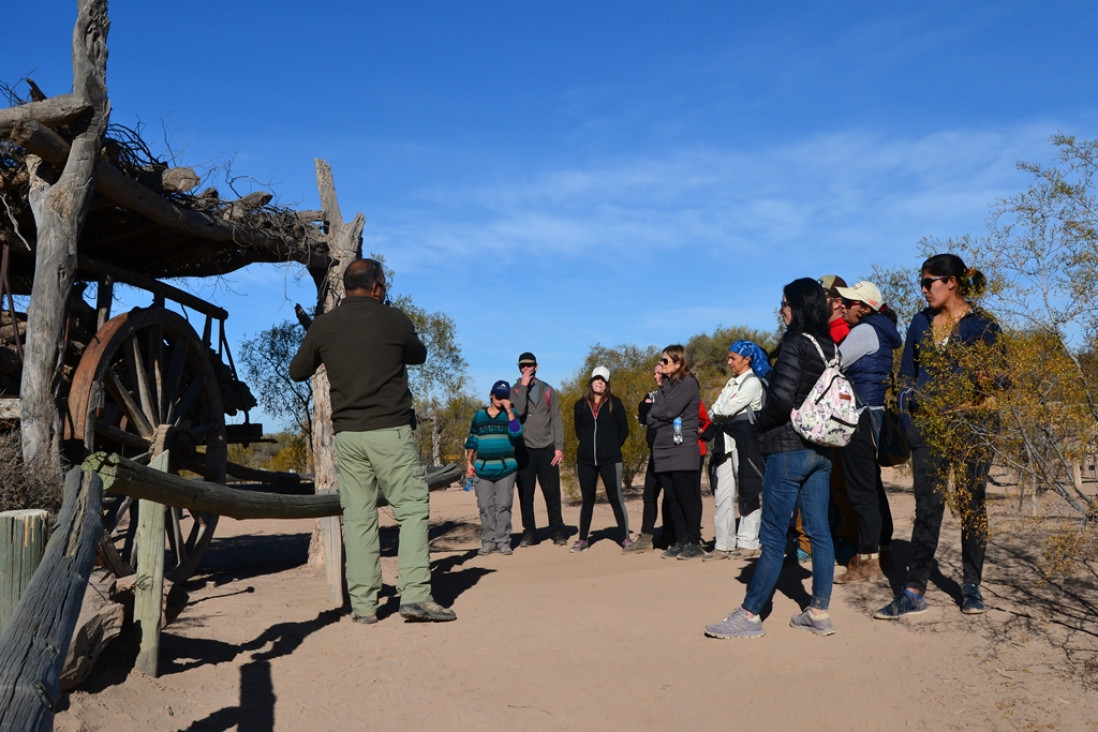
[832,280,902,582]
[571,366,631,552]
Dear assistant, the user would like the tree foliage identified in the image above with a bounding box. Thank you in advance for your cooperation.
[873,134,1098,577]
[239,318,313,439]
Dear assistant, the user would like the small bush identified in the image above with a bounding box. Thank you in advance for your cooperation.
[0,428,63,514]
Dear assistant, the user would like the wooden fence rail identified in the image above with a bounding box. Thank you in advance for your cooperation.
[0,467,102,732]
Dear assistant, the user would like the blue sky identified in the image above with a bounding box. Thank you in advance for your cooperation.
[7,2,1098,428]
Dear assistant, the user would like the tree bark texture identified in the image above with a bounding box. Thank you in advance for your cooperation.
[0,468,102,732]
[20,0,110,474]
[308,160,364,568]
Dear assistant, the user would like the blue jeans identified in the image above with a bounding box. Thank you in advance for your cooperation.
[742,449,834,615]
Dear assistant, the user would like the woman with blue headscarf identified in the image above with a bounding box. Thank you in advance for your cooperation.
[703,340,771,560]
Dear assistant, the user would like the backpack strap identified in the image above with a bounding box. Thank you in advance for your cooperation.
[802,333,841,369]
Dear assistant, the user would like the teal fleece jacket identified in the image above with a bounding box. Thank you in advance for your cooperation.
[289,296,426,433]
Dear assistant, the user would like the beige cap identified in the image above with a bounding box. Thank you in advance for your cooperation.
[835,281,884,310]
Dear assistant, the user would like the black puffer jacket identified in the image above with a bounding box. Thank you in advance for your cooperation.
[756,332,836,456]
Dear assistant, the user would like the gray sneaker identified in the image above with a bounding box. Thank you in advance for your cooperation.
[704,607,765,639]
[790,608,836,636]
[398,601,457,622]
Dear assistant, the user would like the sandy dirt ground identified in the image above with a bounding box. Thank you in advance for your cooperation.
[53,469,1098,731]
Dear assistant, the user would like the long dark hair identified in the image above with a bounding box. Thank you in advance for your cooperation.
[584,378,615,411]
[783,277,831,340]
[922,253,987,300]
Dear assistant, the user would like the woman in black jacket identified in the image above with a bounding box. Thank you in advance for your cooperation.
[570,366,630,552]
[705,278,839,639]
[645,345,704,559]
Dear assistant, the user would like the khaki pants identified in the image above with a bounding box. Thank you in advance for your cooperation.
[335,426,433,616]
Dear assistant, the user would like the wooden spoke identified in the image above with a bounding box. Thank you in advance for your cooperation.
[162,338,189,424]
[124,333,156,427]
[149,321,165,422]
[104,368,154,438]
[94,419,151,451]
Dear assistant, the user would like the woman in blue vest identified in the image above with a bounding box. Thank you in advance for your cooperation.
[831,281,902,583]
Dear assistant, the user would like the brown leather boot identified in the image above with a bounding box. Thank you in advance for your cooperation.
[623,532,653,554]
[834,553,883,584]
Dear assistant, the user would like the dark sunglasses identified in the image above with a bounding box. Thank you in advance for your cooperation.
[920,275,948,290]
[660,357,673,365]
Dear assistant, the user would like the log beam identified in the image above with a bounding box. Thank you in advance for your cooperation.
[0,95,91,137]
[11,119,330,272]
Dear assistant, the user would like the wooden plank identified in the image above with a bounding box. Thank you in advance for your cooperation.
[78,255,229,321]
[134,451,169,677]
[0,398,20,420]
[319,488,344,606]
[0,510,48,636]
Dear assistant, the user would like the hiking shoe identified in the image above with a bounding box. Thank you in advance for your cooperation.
[961,583,987,615]
[398,601,457,622]
[552,535,568,546]
[702,550,732,562]
[621,537,636,550]
[790,608,836,636]
[353,614,378,625]
[570,539,589,553]
[873,590,927,620]
[497,544,513,556]
[518,533,536,547]
[477,545,494,556]
[677,543,704,560]
[834,553,883,584]
[705,608,765,639]
[661,543,684,559]
[623,533,653,554]
[733,547,762,560]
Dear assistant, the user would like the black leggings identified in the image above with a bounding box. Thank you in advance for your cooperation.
[657,469,702,545]
[576,462,628,541]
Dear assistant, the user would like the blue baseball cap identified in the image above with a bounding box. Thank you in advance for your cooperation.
[491,380,511,398]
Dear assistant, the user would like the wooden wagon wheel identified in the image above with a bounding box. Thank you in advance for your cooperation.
[66,307,227,582]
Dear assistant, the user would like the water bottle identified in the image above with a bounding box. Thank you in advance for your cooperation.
[462,476,474,492]
[673,417,683,445]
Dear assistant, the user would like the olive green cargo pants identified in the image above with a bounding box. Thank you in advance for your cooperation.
[334,426,433,616]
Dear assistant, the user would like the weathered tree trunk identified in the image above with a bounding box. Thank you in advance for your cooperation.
[20,0,110,475]
[307,160,364,571]
[0,468,103,731]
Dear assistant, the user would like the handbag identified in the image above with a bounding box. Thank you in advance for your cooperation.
[875,373,910,467]
[876,407,910,467]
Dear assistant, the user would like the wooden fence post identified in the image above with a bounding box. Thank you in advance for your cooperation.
[319,487,344,606]
[134,451,169,677]
[0,509,48,635]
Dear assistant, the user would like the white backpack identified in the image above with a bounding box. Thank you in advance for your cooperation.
[789,334,859,447]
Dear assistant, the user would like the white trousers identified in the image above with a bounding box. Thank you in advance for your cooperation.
[712,451,761,551]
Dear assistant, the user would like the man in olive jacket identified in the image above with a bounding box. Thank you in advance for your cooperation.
[290,257,456,624]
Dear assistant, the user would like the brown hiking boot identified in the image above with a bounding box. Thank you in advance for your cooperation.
[623,532,653,554]
[834,553,884,584]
